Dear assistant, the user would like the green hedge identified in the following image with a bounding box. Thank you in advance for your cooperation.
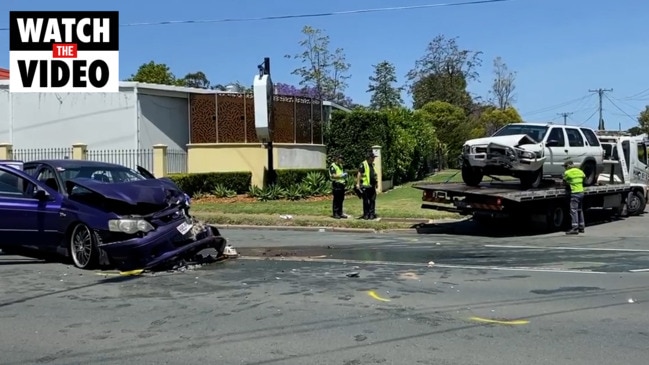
[274,168,328,189]
[167,172,251,196]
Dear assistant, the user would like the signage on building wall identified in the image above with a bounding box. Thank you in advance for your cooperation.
[8,11,119,93]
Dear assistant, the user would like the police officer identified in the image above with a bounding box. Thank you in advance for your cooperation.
[356,151,378,220]
[563,160,586,234]
[329,155,348,219]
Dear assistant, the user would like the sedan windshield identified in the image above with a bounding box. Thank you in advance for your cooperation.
[492,124,549,143]
[58,166,147,184]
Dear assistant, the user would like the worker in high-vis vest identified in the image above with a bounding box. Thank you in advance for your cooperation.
[329,154,348,219]
[356,151,378,220]
[563,159,586,235]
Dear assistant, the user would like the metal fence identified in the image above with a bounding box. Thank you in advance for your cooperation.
[11,147,187,175]
[167,149,188,174]
[13,147,73,161]
[86,149,154,171]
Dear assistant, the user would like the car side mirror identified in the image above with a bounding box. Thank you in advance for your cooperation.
[34,189,50,201]
[546,140,560,147]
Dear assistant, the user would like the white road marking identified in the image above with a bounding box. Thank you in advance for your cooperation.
[484,244,649,253]
[629,268,649,272]
[238,256,606,274]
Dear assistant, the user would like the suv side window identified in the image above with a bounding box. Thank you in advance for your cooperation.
[36,167,60,192]
[547,127,565,147]
[580,128,601,146]
[565,128,585,147]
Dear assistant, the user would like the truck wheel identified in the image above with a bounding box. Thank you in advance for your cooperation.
[626,190,646,216]
[582,161,598,186]
[520,168,542,189]
[546,204,567,232]
[461,162,483,186]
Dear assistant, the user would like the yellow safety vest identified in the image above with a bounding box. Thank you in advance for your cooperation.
[563,167,585,193]
[361,160,371,186]
[330,163,344,183]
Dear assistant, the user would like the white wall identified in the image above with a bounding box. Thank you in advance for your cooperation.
[0,85,9,142]
[137,94,189,151]
[276,145,326,169]
[10,89,136,149]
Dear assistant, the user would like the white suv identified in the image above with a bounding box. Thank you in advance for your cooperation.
[460,123,605,189]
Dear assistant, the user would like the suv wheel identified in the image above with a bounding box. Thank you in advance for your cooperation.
[582,161,597,186]
[461,161,484,186]
[520,168,542,189]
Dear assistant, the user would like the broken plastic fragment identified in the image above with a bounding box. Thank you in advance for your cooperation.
[427,261,435,267]
[346,272,360,278]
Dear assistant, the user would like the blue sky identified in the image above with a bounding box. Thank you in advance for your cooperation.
[1,0,648,131]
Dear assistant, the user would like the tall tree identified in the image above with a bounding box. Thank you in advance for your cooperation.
[285,25,352,104]
[490,56,516,110]
[367,61,403,110]
[182,71,211,89]
[406,35,482,111]
[126,61,184,86]
[637,106,649,134]
[274,83,320,98]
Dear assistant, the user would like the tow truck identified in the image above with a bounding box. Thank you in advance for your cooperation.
[414,132,649,232]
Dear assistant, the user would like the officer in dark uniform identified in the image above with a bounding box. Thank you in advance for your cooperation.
[329,154,348,219]
[356,151,378,220]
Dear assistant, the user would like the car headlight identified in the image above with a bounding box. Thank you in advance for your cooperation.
[519,151,535,159]
[108,219,154,234]
[463,145,471,154]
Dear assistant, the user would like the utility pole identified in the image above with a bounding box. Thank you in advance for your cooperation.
[589,88,613,131]
[557,112,573,125]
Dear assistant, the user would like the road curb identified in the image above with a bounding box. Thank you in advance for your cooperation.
[212,224,379,233]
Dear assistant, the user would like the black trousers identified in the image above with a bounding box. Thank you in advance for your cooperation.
[332,182,346,216]
[362,186,377,218]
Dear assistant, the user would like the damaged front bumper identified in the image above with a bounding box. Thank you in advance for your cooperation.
[96,218,228,271]
[463,143,545,172]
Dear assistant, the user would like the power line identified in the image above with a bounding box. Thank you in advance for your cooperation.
[622,87,649,100]
[578,108,600,127]
[557,112,573,125]
[605,94,638,124]
[0,0,514,31]
[589,88,613,130]
[522,94,593,117]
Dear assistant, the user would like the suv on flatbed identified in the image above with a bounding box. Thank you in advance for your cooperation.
[461,123,605,189]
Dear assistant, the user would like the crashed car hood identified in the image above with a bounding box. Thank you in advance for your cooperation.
[65,178,183,206]
[465,134,539,147]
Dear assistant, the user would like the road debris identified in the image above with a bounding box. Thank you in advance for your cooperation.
[346,272,360,278]
[427,261,435,267]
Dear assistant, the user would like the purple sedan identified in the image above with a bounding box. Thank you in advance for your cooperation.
[0,159,227,271]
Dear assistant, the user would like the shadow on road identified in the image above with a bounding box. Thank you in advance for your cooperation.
[412,209,635,237]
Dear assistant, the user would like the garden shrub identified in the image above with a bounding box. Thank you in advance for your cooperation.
[167,172,251,197]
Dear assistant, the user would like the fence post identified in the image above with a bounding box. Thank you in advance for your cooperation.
[152,144,168,177]
[372,145,383,194]
[0,143,13,160]
[72,143,87,160]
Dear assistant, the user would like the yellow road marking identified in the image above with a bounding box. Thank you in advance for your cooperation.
[95,269,144,277]
[367,290,391,302]
[469,316,529,325]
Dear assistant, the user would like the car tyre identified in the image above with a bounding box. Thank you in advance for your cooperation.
[461,161,484,186]
[582,161,598,186]
[626,190,646,216]
[520,168,542,189]
[69,223,99,270]
[546,204,567,232]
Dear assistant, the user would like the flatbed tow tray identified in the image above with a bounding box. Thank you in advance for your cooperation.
[413,181,632,203]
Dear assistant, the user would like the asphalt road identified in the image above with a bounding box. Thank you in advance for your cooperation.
[2,213,649,365]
